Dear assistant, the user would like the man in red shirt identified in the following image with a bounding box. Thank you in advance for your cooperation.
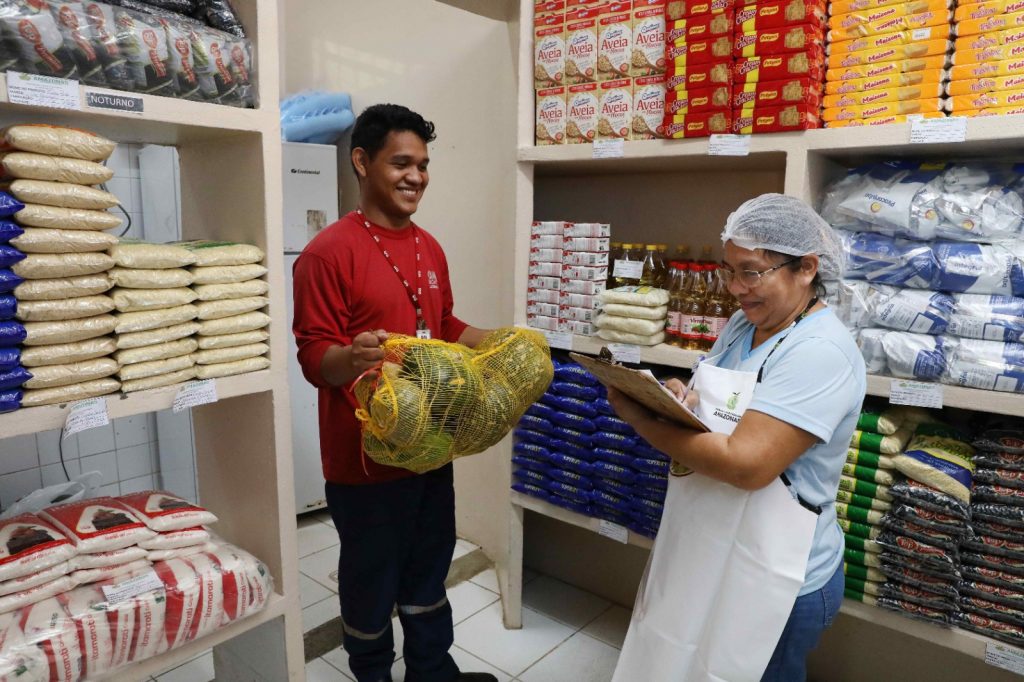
[292,104,496,682]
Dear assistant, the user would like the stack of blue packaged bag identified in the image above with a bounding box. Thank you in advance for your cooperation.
[0,194,28,413]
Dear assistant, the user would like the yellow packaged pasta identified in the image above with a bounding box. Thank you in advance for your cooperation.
[954,44,1024,65]
[955,10,1024,39]
[954,0,1024,24]
[827,40,951,69]
[830,0,950,32]
[823,83,944,108]
[825,69,945,94]
[829,29,950,57]
[821,98,944,122]
[826,56,948,82]
[946,74,1024,96]
[953,105,1024,116]
[944,88,1024,111]
[830,0,919,17]
[824,112,945,127]
[828,9,951,42]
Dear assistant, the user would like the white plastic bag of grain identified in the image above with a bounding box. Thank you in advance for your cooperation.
[108,267,192,289]
[16,295,114,322]
[114,304,197,333]
[109,241,196,269]
[190,263,267,285]
[140,528,210,550]
[205,544,253,622]
[0,125,116,161]
[18,594,82,680]
[600,302,668,320]
[193,343,267,365]
[596,328,666,346]
[69,559,149,586]
[5,180,118,210]
[0,561,70,597]
[41,498,154,554]
[122,577,167,662]
[0,152,114,185]
[599,286,670,307]
[21,337,117,367]
[147,545,206,562]
[0,576,75,615]
[196,296,268,320]
[118,354,194,382]
[186,552,226,640]
[192,280,269,301]
[177,240,265,266]
[23,358,119,390]
[120,491,218,532]
[15,204,121,231]
[197,311,270,336]
[113,338,197,365]
[0,514,76,582]
[153,558,201,649]
[195,356,271,379]
[0,611,48,681]
[115,322,199,350]
[595,313,666,336]
[22,377,120,406]
[13,273,112,300]
[23,314,117,346]
[68,546,147,571]
[120,367,196,393]
[111,287,196,312]
[10,227,118,253]
[60,586,115,678]
[197,329,269,350]
[64,582,136,672]
[13,252,114,279]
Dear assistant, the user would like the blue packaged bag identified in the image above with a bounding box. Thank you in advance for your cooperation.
[636,471,670,491]
[550,425,592,448]
[0,366,30,391]
[0,194,23,217]
[0,321,25,347]
[547,452,595,476]
[595,415,635,436]
[545,394,599,419]
[519,414,555,434]
[0,389,20,413]
[591,488,633,513]
[632,496,665,518]
[949,294,1024,343]
[525,402,558,422]
[0,270,22,295]
[512,454,551,475]
[545,478,592,501]
[593,447,635,468]
[0,295,14,321]
[0,221,22,244]
[592,432,637,451]
[634,485,667,504]
[547,494,592,516]
[840,232,937,289]
[514,428,550,447]
[512,481,551,501]
[548,437,592,461]
[0,245,24,269]
[594,398,616,416]
[632,457,670,475]
[548,467,595,489]
[513,468,550,487]
[595,477,634,498]
[513,442,550,461]
[550,411,597,433]
[539,392,564,410]
[0,347,18,371]
[551,380,600,402]
[593,460,638,484]
[635,440,670,461]
[593,505,633,527]
[933,242,1024,296]
[880,332,948,381]
[629,519,659,539]
[554,362,599,386]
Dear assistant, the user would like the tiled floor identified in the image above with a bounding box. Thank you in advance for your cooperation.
[151,510,629,682]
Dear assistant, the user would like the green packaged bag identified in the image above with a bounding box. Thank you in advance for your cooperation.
[838,475,892,502]
[836,489,891,512]
[842,462,895,486]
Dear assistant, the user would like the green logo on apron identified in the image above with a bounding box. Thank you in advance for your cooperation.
[727,392,740,410]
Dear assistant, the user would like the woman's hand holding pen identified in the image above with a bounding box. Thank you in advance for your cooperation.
[665,378,700,410]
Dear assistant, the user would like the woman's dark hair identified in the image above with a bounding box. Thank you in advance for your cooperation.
[350,104,436,160]
[764,249,826,297]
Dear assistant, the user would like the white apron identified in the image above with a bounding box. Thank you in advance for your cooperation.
[612,352,820,682]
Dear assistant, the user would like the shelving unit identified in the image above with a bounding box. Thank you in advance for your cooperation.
[498,0,1024,679]
[0,1,302,679]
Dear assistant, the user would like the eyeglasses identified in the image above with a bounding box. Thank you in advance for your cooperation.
[720,258,800,288]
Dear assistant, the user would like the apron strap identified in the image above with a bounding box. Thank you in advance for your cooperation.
[779,471,822,515]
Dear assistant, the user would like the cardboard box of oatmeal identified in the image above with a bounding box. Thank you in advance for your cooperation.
[567,83,601,142]
[535,12,567,88]
[632,75,667,138]
[598,2,634,81]
[598,78,633,139]
[536,86,567,145]
[566,4,606,84]
[632,0,667,76]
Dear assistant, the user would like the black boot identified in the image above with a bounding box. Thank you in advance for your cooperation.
[455,674,498,682]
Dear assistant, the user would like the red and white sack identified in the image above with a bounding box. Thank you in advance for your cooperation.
[60,586,114,679]
[147,544,209,563]
[41,498,154,553]
[19,596,83,682]
[125,574,167,663]
[0,576,74,615]
[0,514,76,582]
[70,559,150,587]
[206,543,271,621]
[69,546,148,571]
[118,491,218,532]
[140,527,210,551]
[0,610,48,681]
[186,553,225,641]
[153,558,201,650]
[0,560,70,597]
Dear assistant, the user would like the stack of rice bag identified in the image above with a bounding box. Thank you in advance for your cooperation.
[2,125,124,408]
[948,0,1024,117]
[511,357,670,539]
[823,0,951,128]
[595,285,669,345]
[0,195,27,413]
[185,240,270,379]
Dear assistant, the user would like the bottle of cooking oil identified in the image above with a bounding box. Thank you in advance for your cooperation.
[655,244,670,287]
[700,244,714,265]
[607,241,623,287]
[702,266,730,351]
[639,244,660,286]
[680,262,707,350]
[674,244,691,265]
[666,262,687,347]
[614,243,641,286]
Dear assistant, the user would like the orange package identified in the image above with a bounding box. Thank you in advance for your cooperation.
[823,83,944,108]
[829,0,950,32]
[666,61,734,90]
[566,4,606,85]
[830,0,927,16]
[828,10,951,43]
[632,0,667,76]
[954,105,1024,116]
[732,77,822,108]
[632,75,668,139]
[736,0,827,33]
[950,57,1024,80]
[946,74,1024,96]
[734,46,826,83]
[824,112,945,127]
[666,85,732,113]
[954,44,1024,65]
[733,24,825,58]
[597,2,634,81]
[825,69,945,94]
[535,13,567,89]
[821,98,944,122]
[955,11,1024,39]
[667,11,733,44]
[827,40,951,70]
[663,110,732,136]
[668,36,734,64]
[826,56,948,81]
[829,28,951,57]
[666,0,731,20]
[945,89,1024,111]
[955,0,1024,23]
[956,28,1024,54]
[732,103,821,133]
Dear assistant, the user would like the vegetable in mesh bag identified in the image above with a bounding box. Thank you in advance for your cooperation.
[11,226,118,253]
[113,303,197,333]
[0,0,79,78]
[4,178,118,210]
[196,328,266,349]
[113,6,176,95]
[192,341,265,365]
[22,376,118,405]
[193,355,267,379]
[114,320,197,348]
[190,262,265,284]
[111,286,195,312]
[0,151,113,185]
[47,0,109,85]
[22,313,116,345]
[176,239,263,266]
[23,357,116,389]
[108,265,192,288]
[195,295,267,320]
[119,491,216,532]
[40,497,153,553]
[13,272,111,299]
[120,366,193,392]
[0,513,75,582]
[16,294,113,321]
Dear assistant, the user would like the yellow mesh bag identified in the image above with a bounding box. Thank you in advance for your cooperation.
[354,327,553,473]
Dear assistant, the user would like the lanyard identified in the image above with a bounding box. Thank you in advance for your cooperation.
[722,295,820,384]
[357,209,427,332]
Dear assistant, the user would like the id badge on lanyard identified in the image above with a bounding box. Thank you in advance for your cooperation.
[416,328,431,339]
[359,209,432,339]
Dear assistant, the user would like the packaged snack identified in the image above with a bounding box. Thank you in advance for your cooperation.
[113,7,176,96]
[598,2,632,80]
[733,77,821,108]
[631,75,667,139]
[535,11,566,88]
[667,10,732,44]
[947,74,1024,96]
[955,0,1024,22]
[956,26,1024,54]
[666,84,731,113]
[733,46,825,83]
[830,0,933,17]
[830,0,950,32]
[666,0,730,20]
[732,102,820,132]
[663,110,732,137]
[737,0,826,32]
[597,77,632,139]
[945,89,1024,111]
[668,35,733,65]
[0,0,79,78]
[734,23,825,57]
[823,83,943,108]
[536,86,567,145]
[822,98,943,122]
[666,60,733,89]
[827,55,950,82]
[955,106,1024,116]
[828,40,952,70]
[826,69,945,94]
[632,0,666,76]
[566,3,602,85]
[40,498,154,553]
[956,11,1024,41]
[829,9,952,42]
[954,44,1024,66]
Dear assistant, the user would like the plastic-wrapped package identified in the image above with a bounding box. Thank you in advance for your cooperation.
[23,357,117,389]
[0,0,79,79]
[0,125,109,161]
[113,6,176,96]
[195,295,267,320]
[948,294,1024,343]
[112,337,194,364]
[0,346,17,369]
[120,491,216,532]
[0,152,113,185]
[17,295,114,321]
[114,320,197,348]
[12,227,118,254]
[839,232,937,289]
[879,331,949,380]
[20,595,82,678]
[110,286,196,311]
[0,364,29,389]
[0,319,25,346]
[0,611,48,680]
[13,252,114,279]
[68,546,145,570]
[108,266,191,288]
[190,262,265,284]
[69,557,147,585]
[13,272,111,300]
[47,0,108,86]
[109,241,196,269]
[192,279,267,301]
[40,497,154,553]
[81,0,134,89]
[139,527,209,550]
[22,314,117,345]
[21,377,119,406]
[120,365,192,392]
[20,336,114,367]
[0,514,75,582]
[944,336,1024,393]
[113,303,197,333]
[118,353,192,381]
[191,0,243,37]
[832,280,953,333]
[178,240,262,266]
[933,241,1024,296]
[0,220,23,244]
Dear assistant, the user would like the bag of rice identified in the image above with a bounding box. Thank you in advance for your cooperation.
[893,434,975,503]
[16,295,114,322]
[118,354,194,381]
[68,546,146,571]
[196,311,269,336]
[23,358,118,390]
[0,611,48,680]
[23,314,117,346]
[596,328,666,346]
[119,491,217,532]
[0,514,76,582]
[108,267,192,289]
[0,220,23,244]
[190,263,267,284]
[0,126,115,162]
[595,313,665,336]
[197,329,268,350]
[851,427,913,455]
[14,273,112,300]
[185,552,225,639]
[600,303,667,320]
[22,377,120,406]
[60,586,115,679]
[139,528,210,550]
[111,287,197,312]
[11,227,118,253]
[598,286,670,307]
[0,152,114,185]
[114,321,199,350]
[13,253,114,279]
[194,356,270,379]
[192,342,267,365]
[147,545,207,562]
[17,594,82,681]
[113,338,197,365]
[195,295,267,320]
[120,367,195,393]
[21,337,116,367]
[108,241,196,269]
[176,240,264,266]
[113,304,197,333]
[122,577,167,662]
[4,179,118,210]
[15,204,121,231]
[0,576,76,615]
[153,558,201,649]
[69,559,149,586]
[41,498,154,553]
[857,408,905,436]
[192,280,269,301]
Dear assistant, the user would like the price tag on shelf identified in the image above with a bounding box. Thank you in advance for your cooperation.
[986,642,1024,675]
[64,397,109,439]
[102,569,163,604]
[592,139,624,159]
[608,343,642,364]
[173,380,219,413]
[5,72,80,111]
[909,116,966,144]
[613,259,643,279]
[708,134,751,156]
[598,519,629,544]
[889,380,943,409]
[543,330,574,351]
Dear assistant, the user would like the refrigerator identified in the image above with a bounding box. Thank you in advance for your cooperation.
[282,142,339,514]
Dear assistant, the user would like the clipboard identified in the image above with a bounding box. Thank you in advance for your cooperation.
[569,351,710,432]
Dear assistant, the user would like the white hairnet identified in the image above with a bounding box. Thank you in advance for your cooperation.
[721,193,843,279]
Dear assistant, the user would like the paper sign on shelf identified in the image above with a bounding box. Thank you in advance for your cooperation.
[598,519,629,544]
[5,72,80,111]
[102,569,164,604]
[909,116,967,144]
[592,139,624,159]
[613,259,644,279]
[708,134,751,156]
[543,330,574,351]
[889,380,943,409]
[173,380,218,413]
[64,397,109,439]
[608,343,642,364]
[986,642,1024,675]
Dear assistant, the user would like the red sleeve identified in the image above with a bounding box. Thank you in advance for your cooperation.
[436,247,468,343]
[292,252,351,389]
